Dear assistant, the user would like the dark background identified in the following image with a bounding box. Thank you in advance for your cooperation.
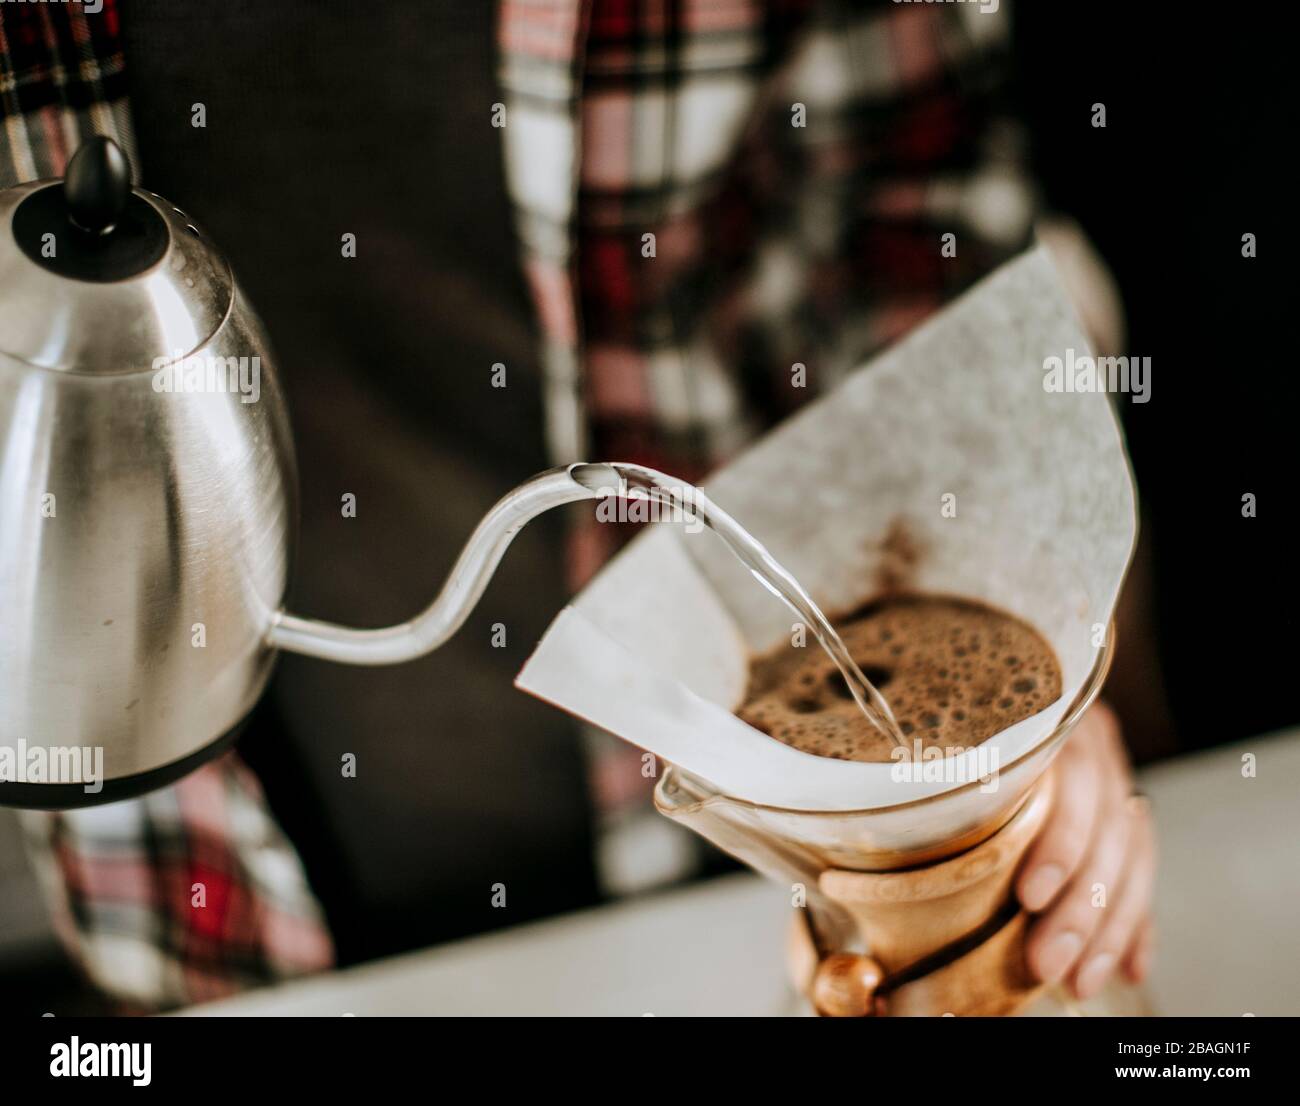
[1015,5,1292,753]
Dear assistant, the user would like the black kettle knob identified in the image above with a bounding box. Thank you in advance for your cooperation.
[64,136,131,235]
[12,134,169,281]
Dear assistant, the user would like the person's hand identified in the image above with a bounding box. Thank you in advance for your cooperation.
[1016,700,1156,999]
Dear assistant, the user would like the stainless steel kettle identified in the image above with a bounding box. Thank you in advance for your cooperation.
[0,137,640,808]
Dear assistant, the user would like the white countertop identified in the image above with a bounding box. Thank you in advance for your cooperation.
[182,729,1300,1016]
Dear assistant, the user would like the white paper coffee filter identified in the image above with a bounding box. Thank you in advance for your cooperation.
[517,247,1137,811]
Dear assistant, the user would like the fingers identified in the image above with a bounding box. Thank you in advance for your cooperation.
[1016,736,1102,912]
[1070,797,1157,998]
[1122,915,1155,984]
[1017,702,1158,997]
[1025,790,1134,986]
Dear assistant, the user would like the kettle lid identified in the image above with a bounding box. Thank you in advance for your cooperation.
[0,137,233,374]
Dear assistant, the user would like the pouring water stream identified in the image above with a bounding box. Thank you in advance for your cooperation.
[270,462,906,749]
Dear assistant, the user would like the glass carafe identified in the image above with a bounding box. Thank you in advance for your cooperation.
[655,624,1150,1016]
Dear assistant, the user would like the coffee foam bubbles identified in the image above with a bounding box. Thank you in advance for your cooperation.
[738,595,1062,763]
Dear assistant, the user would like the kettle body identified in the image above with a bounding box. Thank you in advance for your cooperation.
[0,138,633,809]
[0,159,296,806]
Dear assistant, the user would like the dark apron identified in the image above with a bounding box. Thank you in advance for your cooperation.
[121,0,599,963]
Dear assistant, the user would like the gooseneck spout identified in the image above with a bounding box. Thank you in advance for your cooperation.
[268,463,624,665]
[268,460,905,748]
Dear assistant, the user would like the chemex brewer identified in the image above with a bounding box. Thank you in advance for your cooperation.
[515,247,1140,1016]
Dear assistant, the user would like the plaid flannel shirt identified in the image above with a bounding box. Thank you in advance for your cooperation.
[500,0,1034,841]
[2,0,1033,1008]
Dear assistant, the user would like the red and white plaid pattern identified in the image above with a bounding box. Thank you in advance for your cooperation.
[502,0,1033,585]
[0,0,135,182]
[20,754,333,1011]
[499,0,1035,829]
[4,0,1036,1003]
